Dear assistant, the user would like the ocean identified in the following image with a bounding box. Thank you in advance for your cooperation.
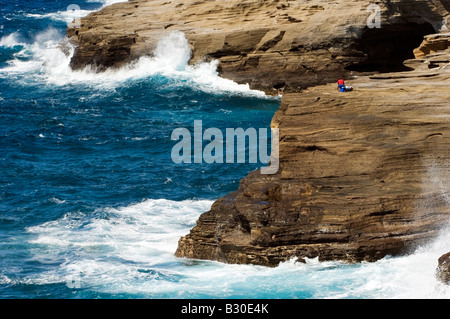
[0,0,449,299]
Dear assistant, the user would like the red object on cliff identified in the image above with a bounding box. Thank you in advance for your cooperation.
[337,78,346,92]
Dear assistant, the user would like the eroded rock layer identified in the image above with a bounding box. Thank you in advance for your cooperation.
[176,48,450,266]
[67,0,450,266]
[68,0,450,93]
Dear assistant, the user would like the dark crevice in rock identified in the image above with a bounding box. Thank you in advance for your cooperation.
[369,210,399,217]
[345,22,436,73]
[259,31,286,52]
[235,214,251,233]
[297,145,329,152]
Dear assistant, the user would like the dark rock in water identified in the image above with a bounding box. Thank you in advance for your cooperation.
[437,252,450,284]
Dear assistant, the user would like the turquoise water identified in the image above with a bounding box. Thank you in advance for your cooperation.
[0,0,449,299]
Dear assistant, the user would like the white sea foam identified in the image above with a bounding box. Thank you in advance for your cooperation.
[0,28,271,97]
[340,225,450,299]
[255,227,450,299]
[49,197,67,204]
[26,199,213,281]
[61,31,268,97]
[0,28,66,75]
[25,9,92,25]
[22,196,450,298]
[20,199,256,298]
[23,199,218,295]
[27,198,212,256]
[0,32,25,47]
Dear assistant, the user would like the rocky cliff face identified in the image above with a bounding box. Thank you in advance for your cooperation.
[67,0,450,266]
[176,46,450,265]
[68,0,450,93]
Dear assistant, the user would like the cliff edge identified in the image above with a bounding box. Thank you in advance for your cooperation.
[66,0,450,266]
[68,0,450,93]
[176,47,450,265]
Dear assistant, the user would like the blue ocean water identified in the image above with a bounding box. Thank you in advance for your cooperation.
[1,0,449,299]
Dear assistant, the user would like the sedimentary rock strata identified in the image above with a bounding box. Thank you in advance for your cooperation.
[68,0,450,93]
[67,0,450,266]
[176,47,450,265]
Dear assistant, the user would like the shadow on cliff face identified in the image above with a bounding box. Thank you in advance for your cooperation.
[345,22,436,73]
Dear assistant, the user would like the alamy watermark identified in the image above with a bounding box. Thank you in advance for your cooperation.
[66,270,82,289]
[67,4,81,29]
[171,121,279,175]
[367,4,381,29]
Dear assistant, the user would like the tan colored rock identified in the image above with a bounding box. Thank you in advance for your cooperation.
[66,1,450,266]
[67,0,450,93]
[176,47,450,266]
[414,32,450,58]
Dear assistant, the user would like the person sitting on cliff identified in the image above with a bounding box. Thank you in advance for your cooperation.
[337,78,346,92]
[337,78,353,92]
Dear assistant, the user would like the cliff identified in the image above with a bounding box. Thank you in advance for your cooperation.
[176,47,450,265]
[68,0,450,93]
[66,0,450,266]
